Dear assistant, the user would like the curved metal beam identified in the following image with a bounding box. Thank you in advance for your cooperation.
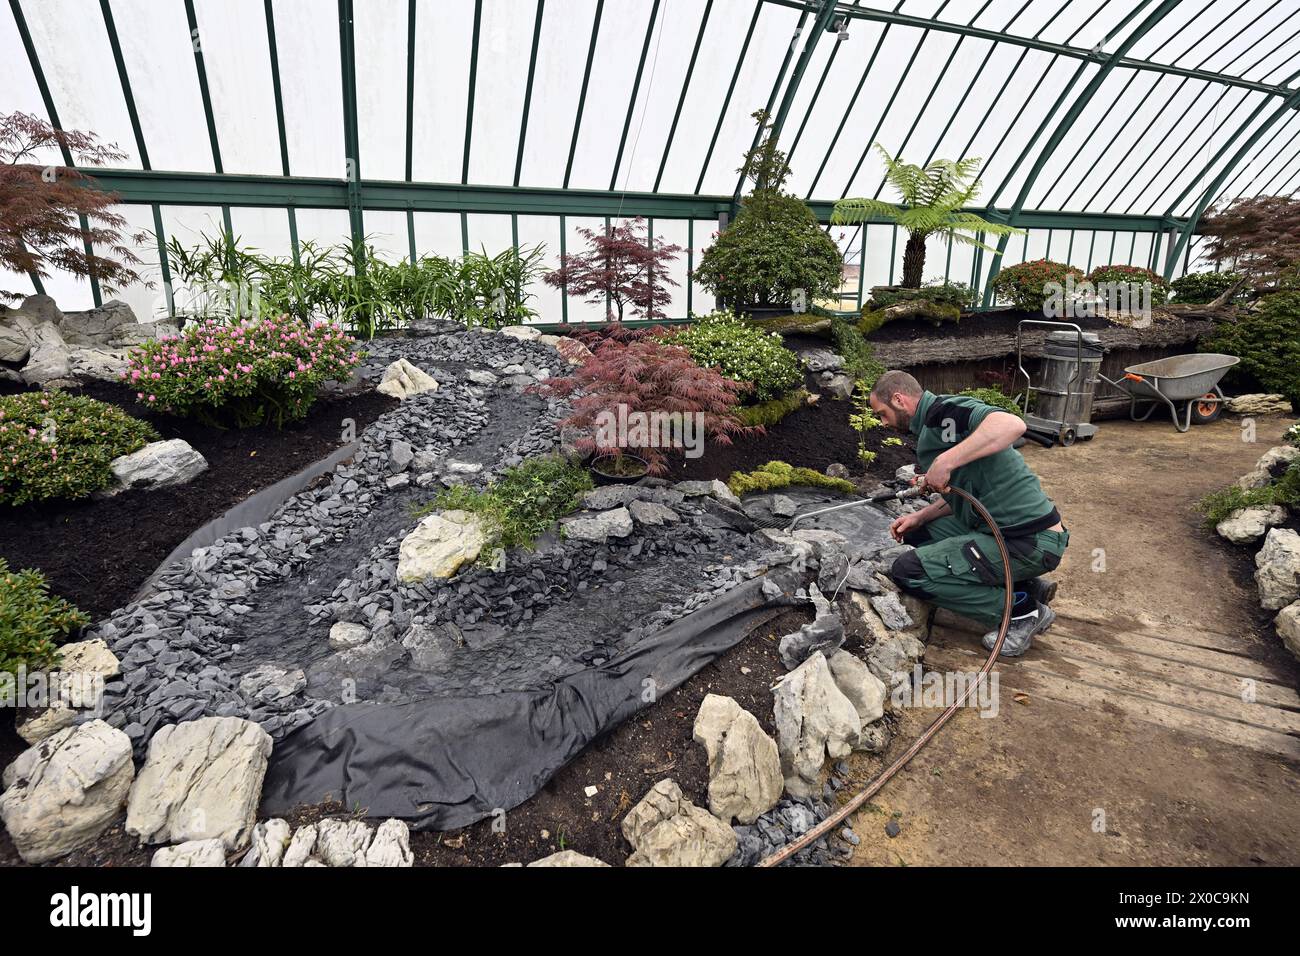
[980,0,1183,306]
[1162,82,1300,280]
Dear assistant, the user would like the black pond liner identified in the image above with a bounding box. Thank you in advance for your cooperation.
[257,492,899,832]
[258,563,806,831]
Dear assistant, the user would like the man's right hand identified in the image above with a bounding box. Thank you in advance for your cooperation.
[889,510,928,543]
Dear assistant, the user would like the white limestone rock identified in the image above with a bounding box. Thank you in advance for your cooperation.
[108,439,208,493]
[1255,528,1300,611]
[621,779,737,867]
[0,720,134,863]
[771,652,860,800]
[397,509,487,581]
[125,716,273,851]
[151,838,227,867]
[376,358,439,400]
[691,694,782,825]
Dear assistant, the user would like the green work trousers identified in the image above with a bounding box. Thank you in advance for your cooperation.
[889,514,1070,628]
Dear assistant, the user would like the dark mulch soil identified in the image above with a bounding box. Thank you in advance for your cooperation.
[0,606,813,868]
[665,371,916,485]
[0,380,395,622]
[863,308,1115,345]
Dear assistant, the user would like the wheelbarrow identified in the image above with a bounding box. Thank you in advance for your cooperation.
[1097,353,1239,432]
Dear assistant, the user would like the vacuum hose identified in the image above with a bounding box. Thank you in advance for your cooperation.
[756,485,1014,867]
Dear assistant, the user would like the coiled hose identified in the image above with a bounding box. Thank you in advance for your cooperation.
[756,485,1014,867]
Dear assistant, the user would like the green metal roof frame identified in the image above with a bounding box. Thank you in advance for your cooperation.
[8,0,1300,309]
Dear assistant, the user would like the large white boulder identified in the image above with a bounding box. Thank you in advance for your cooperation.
[621,779,737,867]
[125,716,272,851]
[526,849,609,867]
[19,320,71,385]
[1276,602,1300,662]
[692,694,782,825]
[0,316,32,364]
[364,819,413,867]
[58,299,137,347]
[17,639,121,744]
[0,720,134,863]
[397,509,487,581]
[771,651,860,800]
[1255,528,1300,611]
[109,439,208,493]
[376,358,439,400]
[827,649,888,733]
[1216,505,1288,545]
[151,838,227,867]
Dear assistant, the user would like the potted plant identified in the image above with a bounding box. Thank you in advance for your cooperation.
[693,112,843,319]
[534,335,755,480]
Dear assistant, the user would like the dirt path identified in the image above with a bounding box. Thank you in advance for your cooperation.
[845,413,1300,866]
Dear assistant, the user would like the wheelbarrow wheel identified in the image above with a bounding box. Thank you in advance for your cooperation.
[1189,391,1222,425]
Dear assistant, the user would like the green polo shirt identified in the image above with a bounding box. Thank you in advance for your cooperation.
[910,390,1059,537]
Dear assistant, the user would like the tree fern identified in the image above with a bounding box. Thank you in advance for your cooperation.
[833,144,1023,289]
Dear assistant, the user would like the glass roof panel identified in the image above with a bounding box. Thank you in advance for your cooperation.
[192,0,284,175]
[19,0,142,168]
[274,0,345,178]
[108,0,213,173]
[409,0,474,185]
[354,0,412,182]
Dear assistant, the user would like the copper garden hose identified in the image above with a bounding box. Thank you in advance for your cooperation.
[757,485,1015,867]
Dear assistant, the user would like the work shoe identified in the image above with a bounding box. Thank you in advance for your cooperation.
[981,602,1056,658]
[1019,576,1057,606]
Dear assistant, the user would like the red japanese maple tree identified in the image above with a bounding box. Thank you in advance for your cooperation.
[1199,195,1300,289]
[0,111,145,302]
[535,336,757,475]
[544,217,682,321]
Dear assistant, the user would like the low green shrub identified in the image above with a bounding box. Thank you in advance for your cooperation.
[124,315,360,429]
[1170,270,1243,305]
[1285,423,1299,448]
[832,317,885,388]
[0,558,87,679]
[735,389,808,427]
[742,313,832,337]
[666,310,803,403]
[871,281,974,311]
[1203,291,1300,408]
[727,460,855,497]
[1085,265,1170,306]
[1197,464,1300,527]
[957,387,1024,417]
[989,259,1084,311]
[431,455,593,554]
[0,391,158,506]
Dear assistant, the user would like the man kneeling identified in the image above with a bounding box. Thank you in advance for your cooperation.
[869,370,1069,657]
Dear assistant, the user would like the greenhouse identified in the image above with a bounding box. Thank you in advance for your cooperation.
[1,0,1298,883]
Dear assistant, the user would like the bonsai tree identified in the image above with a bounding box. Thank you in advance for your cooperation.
[693,111,843,313]
[832,144,1020,289]
[544,217,681,321]
[535,336,754,475]
[0,111,145,302]
[1199,195,1300,291]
